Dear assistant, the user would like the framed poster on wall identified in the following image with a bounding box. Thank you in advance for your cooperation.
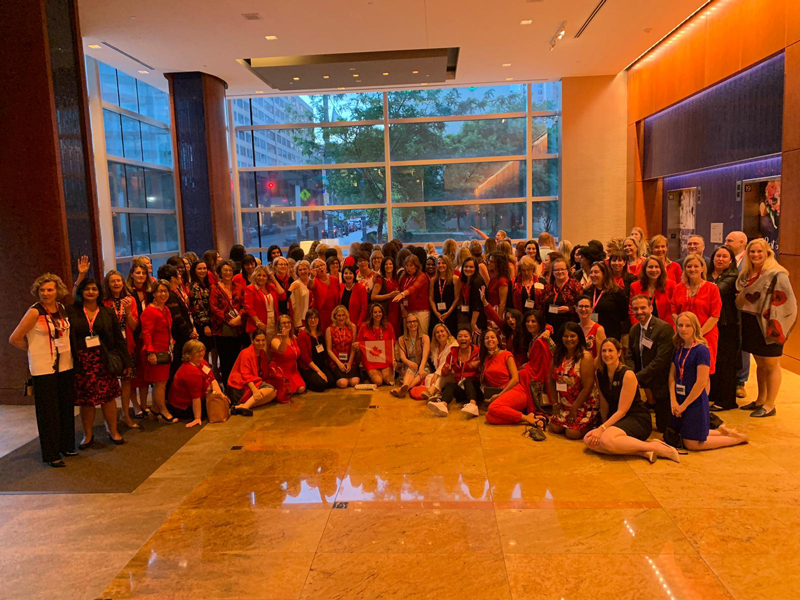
[741,176,780,255]
[666,187,699,259]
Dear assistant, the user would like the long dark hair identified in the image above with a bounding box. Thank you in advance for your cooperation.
[589,261,620,294]
[519,309,546,351]
[379,256,398,281]
[479,328,504,364]
[709,245,739,278]
[366,302,387,329]
[190,260,210,289]
[489,251,510,281]
[503,308,526,356]
[460,257,480,285]
[638,255,667,292]
[74,277,100,308]
[552,321,588,365]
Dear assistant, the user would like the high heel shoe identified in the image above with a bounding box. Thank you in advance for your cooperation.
[78,437,93,450]
[110,435,125,445]
[47,460,66,468]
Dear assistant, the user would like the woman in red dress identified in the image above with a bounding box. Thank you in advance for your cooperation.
[358,303,396,386]
[243,265,282,340]
[629,256,676,327]
[270,314,306,396]
[141,280,177,423]
[576,295,605,360]
[394,254,430,335]
[326,305,359,388]
[671,255,722,374]
[309,258,340,333]
[486,251,511,317]
[372,256,402,337]
[226,330,276,412]
[624,237,645,277]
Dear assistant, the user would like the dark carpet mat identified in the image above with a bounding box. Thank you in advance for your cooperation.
[0,412,203,494]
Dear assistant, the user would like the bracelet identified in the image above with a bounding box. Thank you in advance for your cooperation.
[600,424,607,431]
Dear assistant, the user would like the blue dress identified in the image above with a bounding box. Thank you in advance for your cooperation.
[672,344,711,442]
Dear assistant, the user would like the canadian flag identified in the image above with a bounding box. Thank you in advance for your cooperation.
[359,339,393,370]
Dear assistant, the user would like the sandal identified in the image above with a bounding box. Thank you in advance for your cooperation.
[159,413,179,424]
[133,408,149,419]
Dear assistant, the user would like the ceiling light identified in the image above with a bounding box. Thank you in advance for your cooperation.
[338,87,345,90]
[505,77,513,81]
[549,20,567,50]
[256,90,264,94]
[138,70,149,74]
[383,72,389,76]
[293,77,300,80]
[420,83,428,86]
[265,35,278,40]
[323,75,329,79]
[88,44,101,49]
[356,79,362,82]
[349,67,356,71]
[412,70,419,74]
[353,74,359,77]
[502,63,511,67]
[520,19,532,25]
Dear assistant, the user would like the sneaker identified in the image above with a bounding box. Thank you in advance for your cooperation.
[427,400,449,417]
[736,385,747,398]
[461,403,479,417]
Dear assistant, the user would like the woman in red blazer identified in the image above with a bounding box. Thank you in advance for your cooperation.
[339,265,368,329]
[210,260,246,384]
[226,329,276,413]
[629,256,676,327]
[140,280,176,422]
[243,265,282,340]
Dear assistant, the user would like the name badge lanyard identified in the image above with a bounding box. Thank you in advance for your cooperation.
[437,278,447,302]
[677,343,695,385]
[84,307,99,337]
[43,305,65,371]
[591,288,605,313]
[523,281,534,303]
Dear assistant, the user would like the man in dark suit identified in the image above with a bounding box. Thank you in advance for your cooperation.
[626,294,675,433]
[679,234,711,269]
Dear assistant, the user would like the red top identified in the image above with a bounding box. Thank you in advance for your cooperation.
[232,272,250,290]
[328,324,355,368]
[209,280,245,336]
[627,259,644,277]
[103,297,138,357]
[665,261,683,284]
[169,360,215,410]
[228,345,270,390]
[140,305,172,353]
[243,284,281,333]
[629,279,676,327]
[310,276,340,332]
[340,283,368,329]
[357,322,396,370]
[671,280,721,325]
[400,272,430,312]
[487,276,509,308]
[443,344,481,382]
[482,349,514,388]
[523,336,552,383]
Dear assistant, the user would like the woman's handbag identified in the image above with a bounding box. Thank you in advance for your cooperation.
[154,351,172,365]
[103,347,126,376]
[663,426,684,449]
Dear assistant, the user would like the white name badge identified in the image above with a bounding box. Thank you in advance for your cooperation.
[54,337,70,352]
[548,305,560,314]
[642,337,653,349]
[202,365,211,375]
[338,352,349,362]
[315,344,324,353]
[85,335,101,348]
[534,282,544,290]
[524,299,535,309]
[403,299,409,307]
[460,305,469,313]
[121,329,127,340]
[437,302,447,311]
[590,313,599,323]
[556,382,568,392]
[675,384,686,396]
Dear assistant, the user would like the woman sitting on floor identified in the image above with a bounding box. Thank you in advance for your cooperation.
[167,340,229,427]
[584,338,679,463]
[270,314,306,397]
[548,322,597,440]
[226,330,277,414]
[417,323,458,400]
[426,326,481,418]
[391,312,430,398]
[357,303,396,387]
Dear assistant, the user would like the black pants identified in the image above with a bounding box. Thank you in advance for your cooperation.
[441,380,483,405]
[32,370,76,462]
[167,400,206,421]
[710,323,740,410]
[167,336,191,395]
[300,366,333,392]
[215,335,242,388]
[646,389,671,434]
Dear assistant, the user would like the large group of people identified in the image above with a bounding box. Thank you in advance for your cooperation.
[9,230,796,468]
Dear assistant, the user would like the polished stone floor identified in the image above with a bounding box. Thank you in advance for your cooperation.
[3,367,800,600]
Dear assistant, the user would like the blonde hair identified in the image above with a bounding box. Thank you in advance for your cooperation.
[455,246,471,269]
[517,255,537,278]
[680,256,708,283]
[434,255,454,282]
[630,226,648,256]
[442,239,457,262]
[557,239,573,260]
[294,259,311,278]
[30,273,69,300]
[330,305,352,329]
[623,236,642,261]
[182,339,206,361]
[431,323,456,350]
[738,238,786,284]
[606,237,624,254]
[250,265,271,285]
[673,312,708,348]
[277,313,296,338]
[498,240,514,261]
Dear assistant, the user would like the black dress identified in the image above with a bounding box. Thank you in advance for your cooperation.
[431,277,457,337]
[589,287,629,342]
[458,278,487,335]
[709,268,741,409]
[597,365,652,441]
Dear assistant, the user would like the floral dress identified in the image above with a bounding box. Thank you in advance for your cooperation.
[328,325,355,371]
[583,322,601,359]
[550,353,597,430]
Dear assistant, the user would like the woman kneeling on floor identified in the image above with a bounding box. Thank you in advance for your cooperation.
[584,338,679,462]
[669,312,748,451]
[168,339,229,427]
[226,330,277,414]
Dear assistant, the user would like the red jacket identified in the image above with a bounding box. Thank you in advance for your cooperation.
[209,280,245,336]
[227,345,270,390]
[140,305,172,353]
[400,272,430,312]
[102,297,139,357]
[340,283,368,329]
[243,284,281,334]
[442,344,481,383]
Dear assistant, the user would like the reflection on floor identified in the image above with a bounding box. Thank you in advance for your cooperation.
[3,371,800,600]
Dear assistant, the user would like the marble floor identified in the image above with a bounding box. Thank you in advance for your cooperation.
[3,368,800,600]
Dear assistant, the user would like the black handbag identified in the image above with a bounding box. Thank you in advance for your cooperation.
[221,323,240,338]
[103,348,126,376]
[154,352,172,364]
[663,426,684,449]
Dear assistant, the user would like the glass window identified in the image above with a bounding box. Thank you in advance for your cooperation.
[121,116,143,161]
[253,125,384,167]
[140,123,172,166]
[389,118,525,161]
[98,62,119,105]
[530,82,561,112]
[530,201,559,237]
[391,161,524,203]
[255,93,383,124]
[531,159,559,197]
[137,81,170,124]
[130,215,151,255]
[144,169,176,209]
[112,214,131,257]
[240,172,257,208]
[244,208,388,248]
[116,71,139,113]
[388,85,526,118]
[149,214,180,253]
[392,203,526,242]
[237,131,254,168]
[251,168,385,208]
[531,116,559,155]
[108,162,127,207]
[103,110,123,157]
[125,166,146,208]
